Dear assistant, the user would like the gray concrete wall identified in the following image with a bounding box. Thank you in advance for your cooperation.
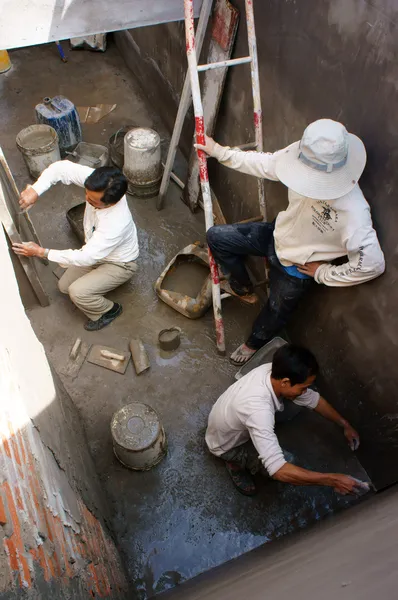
[0,226,127,598]
[115,0,398,489]
[163,486,398,600]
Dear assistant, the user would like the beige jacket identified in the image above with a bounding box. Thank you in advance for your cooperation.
[210,143,385,287]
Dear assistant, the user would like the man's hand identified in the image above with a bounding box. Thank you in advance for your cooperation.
[274,463,369,496]
[295,261,326,278]
[12,242,46,258]
[19,186,39,210]
[194,135,216,156]
[343,424,360,451]
[331,474,369,495]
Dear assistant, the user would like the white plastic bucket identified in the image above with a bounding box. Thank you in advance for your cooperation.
[16,124,60,178]
[123,127,162,197]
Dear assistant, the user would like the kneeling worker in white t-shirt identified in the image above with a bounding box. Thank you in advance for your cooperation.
[206,344,367,496]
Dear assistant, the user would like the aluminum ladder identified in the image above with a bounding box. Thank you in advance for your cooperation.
[184,0,265,355]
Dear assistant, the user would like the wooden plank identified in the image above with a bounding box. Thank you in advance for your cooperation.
[183,0,239,213]
[0,151,47,262]
[0,149,49,307]
[1,1,204,51]
[157,0,213,210]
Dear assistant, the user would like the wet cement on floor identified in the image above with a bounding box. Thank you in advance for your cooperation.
[0,42,371,599]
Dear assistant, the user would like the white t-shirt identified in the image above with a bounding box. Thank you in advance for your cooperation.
[205,363,320,476]
[32,161,139,267]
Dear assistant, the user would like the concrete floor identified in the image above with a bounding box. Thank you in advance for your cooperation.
[1,42,370,599]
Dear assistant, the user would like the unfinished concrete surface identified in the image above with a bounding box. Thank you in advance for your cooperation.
[0,42,372,598]
[162,486,398,600]
[116,0,398,490]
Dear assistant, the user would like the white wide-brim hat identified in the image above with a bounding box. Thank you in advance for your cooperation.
[274,119,367,200]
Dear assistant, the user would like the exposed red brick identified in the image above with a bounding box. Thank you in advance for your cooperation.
[37,545,51,582]
[88,562,101,596]
[14,485,23,511]
[0,494,7,525]
[18,552,32,588]
[4,538,18,571]
[2,438,11,458]
[10,435,21,466]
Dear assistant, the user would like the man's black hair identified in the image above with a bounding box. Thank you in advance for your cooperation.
[271,344,319,385]
[84,167,128,205]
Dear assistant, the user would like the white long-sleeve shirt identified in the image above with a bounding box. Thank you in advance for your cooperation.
[210,143,385,287]
[205,363,319,476]
[32,161,139,267]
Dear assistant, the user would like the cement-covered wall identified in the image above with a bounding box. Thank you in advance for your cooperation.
[116,0,398,489]
[163,486,398,600]
[0,227,127,598]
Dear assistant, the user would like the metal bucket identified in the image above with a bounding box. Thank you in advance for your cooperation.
[123,127,162,197]
[16,124,60,178]
[66,142,109,168]
[111,403,167,471]
[66,203,85,243]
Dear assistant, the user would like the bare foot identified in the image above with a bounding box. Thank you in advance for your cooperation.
[230,343,256,365]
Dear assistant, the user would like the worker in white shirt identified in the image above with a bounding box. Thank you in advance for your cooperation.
[195,119,385,365]
[206,344,366,496]
[12,161,139,331]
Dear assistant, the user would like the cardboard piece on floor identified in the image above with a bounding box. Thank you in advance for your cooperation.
[87,344,131,374]
[77,104,116,124]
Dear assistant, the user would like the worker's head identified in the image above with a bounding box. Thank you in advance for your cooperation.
[84,167,128,209]
[271,344,319,399]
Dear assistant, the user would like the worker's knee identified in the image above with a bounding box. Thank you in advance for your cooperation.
[206,225,224,249]
[58,278,70,295]
[68,280,87,303]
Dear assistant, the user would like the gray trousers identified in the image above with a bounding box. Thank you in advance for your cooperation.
[220,402,301,474]
[58,260,137,320]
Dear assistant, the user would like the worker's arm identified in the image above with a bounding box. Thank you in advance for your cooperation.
[195,135,283,181]
[314,397,360,450]
[273,463,368,495]
[12,224,123,267]
[246,408,363,495]
[19,161,94,210]
[297,224,385,286]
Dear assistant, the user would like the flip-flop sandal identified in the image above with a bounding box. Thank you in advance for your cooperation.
[229,344,257,366]
[220,281,259,305]
[225,462,257,496]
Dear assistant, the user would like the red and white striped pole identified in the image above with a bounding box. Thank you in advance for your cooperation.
[184,0,226,355]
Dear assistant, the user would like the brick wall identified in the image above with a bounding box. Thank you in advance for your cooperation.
[0,226,127,598]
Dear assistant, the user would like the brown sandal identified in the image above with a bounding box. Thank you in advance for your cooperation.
[220,281,259,305]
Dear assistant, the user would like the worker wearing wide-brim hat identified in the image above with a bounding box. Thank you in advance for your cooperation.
[196,119,385,365]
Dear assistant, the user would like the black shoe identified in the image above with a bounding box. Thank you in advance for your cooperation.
[84,303,123,331]
[225,462,257,496]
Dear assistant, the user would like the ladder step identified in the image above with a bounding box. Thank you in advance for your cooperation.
[197,56,252,72]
